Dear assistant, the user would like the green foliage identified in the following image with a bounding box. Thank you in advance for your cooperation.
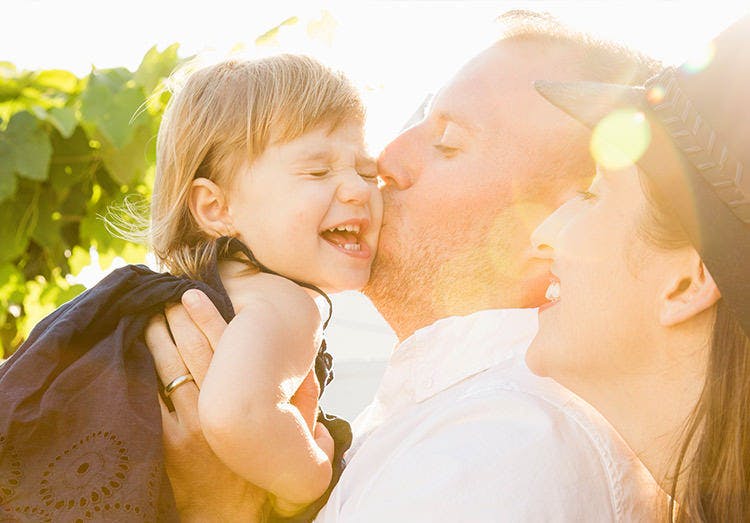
[0,45,185,357]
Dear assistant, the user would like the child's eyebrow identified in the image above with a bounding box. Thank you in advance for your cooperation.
[355,154,377,168]
[295,150,334,162]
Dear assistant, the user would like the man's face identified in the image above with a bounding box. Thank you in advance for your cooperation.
[365,41,590,337]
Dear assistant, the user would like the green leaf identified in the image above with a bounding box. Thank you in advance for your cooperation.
[0,263,24,303]
[255,16,299,46]
[33,70,79,93]
[80,70,148,148]
[80,202,110,252]
[0,76,22,103]
[134,44,180,94]
[49,126,93,192]
[67,245,91,276]
[21,273,85,338]
[0,111,53,181]
[117,241,147,264]
[0,139,18,202]
[0,168,16,203]
[30,186,62,251]
[98,124,153,185]
[46,107,77,138]
[0,183,35,263]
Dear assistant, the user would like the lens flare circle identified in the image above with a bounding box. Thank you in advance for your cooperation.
[590,108,651,170]
[681,41,716,74]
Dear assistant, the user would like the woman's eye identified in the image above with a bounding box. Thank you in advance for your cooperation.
[577,190,598,201]
[358,172,379,183]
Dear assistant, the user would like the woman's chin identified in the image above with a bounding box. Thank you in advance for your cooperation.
[524,338,550,376]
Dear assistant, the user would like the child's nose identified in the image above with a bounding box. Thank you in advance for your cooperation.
[337,171,371,205]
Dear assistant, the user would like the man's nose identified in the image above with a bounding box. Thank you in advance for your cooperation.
[377,131,420,191]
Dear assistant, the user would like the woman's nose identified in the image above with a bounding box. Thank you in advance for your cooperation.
[530,204,569,259]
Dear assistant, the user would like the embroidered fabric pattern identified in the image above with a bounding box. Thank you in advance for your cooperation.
[1,431,160,521]
[0,238,349,522]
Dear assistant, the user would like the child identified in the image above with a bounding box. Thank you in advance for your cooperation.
[0,55,381,521]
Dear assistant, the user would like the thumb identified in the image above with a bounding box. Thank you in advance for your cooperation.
[181,289,227,350]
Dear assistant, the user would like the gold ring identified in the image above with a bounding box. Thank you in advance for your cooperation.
[164,374,195,397]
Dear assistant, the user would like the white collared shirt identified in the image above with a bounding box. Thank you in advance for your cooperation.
[316,309,664,522]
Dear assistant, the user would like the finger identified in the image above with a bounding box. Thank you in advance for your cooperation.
[158,395,177,435]
[164,303,213,387]
[146,314,190,385]
[166,382,200,432]
[145,314,200,419]
[181,289,228,351]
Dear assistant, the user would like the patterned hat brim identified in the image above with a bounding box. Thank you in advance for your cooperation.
[534,77,750,339]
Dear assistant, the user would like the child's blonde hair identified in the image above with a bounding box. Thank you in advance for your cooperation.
[150,54,365,279]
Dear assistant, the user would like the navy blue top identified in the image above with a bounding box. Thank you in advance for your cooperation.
[0,237,350,522]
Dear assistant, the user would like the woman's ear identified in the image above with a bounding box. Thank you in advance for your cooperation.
[189,178,234,237]
[659,251,721,327]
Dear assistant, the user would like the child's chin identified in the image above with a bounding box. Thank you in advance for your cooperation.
[328,271,371,294]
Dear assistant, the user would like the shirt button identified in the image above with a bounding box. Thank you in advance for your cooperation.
[423,377,434,389]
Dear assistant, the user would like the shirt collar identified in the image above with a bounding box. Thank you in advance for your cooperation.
[372,308,539,411]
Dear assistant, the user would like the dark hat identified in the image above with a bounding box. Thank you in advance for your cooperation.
[534,14,750,338]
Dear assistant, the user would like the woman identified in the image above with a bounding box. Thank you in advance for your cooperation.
[530,13,750,521]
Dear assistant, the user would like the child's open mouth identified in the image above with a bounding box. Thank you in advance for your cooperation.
[319,220,371,258]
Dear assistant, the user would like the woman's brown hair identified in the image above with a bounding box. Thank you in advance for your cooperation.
[639,171,750,522]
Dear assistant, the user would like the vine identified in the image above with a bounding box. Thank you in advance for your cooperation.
[0,45,182,356]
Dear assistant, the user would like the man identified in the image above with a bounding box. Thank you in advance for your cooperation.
[147,11,663,521]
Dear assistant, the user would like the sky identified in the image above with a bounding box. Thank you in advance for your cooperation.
[5,0,749,414]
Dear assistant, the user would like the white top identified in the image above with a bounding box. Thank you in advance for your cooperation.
[316,309,664,522]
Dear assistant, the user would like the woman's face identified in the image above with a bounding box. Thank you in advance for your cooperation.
[526,164,674,382]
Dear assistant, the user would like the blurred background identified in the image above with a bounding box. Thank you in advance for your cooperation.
[1,0,747,419]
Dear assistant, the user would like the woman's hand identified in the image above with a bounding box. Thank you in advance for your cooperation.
[145,289,267,522]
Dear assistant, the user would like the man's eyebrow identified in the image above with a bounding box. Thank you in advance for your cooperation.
[400,92,434,131]
[435,109,475,133]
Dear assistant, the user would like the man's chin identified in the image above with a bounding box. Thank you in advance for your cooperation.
[361,249,408,305]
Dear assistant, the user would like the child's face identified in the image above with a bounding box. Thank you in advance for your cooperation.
[227,120,382,293]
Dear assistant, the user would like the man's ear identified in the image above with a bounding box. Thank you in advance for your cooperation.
[189,178,234,237]
[659,252,721,327]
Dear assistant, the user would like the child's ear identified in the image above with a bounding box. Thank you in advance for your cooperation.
[659,252,721,327]
[189,178,234,237]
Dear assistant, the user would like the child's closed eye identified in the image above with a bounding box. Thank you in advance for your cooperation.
[303,168,331,177]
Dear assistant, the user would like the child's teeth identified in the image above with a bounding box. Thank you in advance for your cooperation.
[343,243,361,251]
